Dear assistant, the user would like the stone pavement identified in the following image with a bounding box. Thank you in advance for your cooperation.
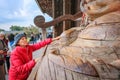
[5,74,8,80]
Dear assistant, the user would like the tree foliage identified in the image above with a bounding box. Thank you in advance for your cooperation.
[0,28,5,32]
[10,25,24,31]
[9,25,41,36]
[23,25,40,35]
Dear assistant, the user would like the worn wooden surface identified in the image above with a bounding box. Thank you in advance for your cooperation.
[28,0,120,80]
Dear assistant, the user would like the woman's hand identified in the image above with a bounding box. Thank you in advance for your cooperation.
[52,36,61,41]
[0,50,4,54]
[34,58,40,63]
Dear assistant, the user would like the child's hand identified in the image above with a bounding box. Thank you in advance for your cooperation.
[52,36,60,41]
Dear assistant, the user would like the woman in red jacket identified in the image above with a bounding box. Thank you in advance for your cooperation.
[9,33,60,80]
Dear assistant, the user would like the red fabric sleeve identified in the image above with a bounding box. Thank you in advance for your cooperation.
[10,54,36,74]
[31,38,52,51]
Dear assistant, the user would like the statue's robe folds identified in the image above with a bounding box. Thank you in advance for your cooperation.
[28,11,120,80]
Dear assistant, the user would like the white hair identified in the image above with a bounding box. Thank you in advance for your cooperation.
[0,32,5,35]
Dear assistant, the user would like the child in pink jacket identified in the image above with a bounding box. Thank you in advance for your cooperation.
[9,33,60,80]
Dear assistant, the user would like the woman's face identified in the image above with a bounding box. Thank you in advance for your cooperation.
[18,37,28,47]
[0,34,5,40]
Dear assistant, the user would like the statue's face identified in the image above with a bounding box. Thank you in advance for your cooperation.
[85,0,94,3]
[83,0,120,19]
[84,0,103,11]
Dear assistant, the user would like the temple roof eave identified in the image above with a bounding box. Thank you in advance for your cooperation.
[35,0,53,17]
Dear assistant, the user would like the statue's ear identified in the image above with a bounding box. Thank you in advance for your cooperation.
[110,59,120,69]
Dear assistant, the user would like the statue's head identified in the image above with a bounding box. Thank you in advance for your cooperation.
[81,0,120,20]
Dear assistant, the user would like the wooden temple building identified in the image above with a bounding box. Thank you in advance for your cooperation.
[35,0,83,38]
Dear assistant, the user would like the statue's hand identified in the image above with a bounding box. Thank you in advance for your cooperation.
[110,59,120,69]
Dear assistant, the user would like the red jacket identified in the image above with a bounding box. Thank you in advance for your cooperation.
[9,38,52,80]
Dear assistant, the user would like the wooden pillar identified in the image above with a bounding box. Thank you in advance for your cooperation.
[72,0,82,27]
[52,0,63,37]
[63,0,71,31]
[77,0,81,11]
[52,0,56,38]
[41,28,46,40]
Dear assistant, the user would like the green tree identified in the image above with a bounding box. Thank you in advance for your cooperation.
[23,25,40,36]
[0,28,5,32]
[10,25,24,31]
